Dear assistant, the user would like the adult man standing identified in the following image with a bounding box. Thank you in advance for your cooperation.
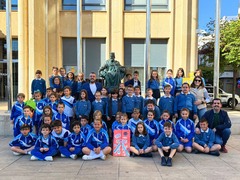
[196,98,231,153]
[82,72,102,102]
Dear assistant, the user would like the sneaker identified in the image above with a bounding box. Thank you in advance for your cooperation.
[131,152,136,157]
[44,156,53,161]
[70,154,77,160]
[166,157,172,167]
[30,155,38,161]
[82,155,94,161]
[61,154,66,158]
[27,151,31,155]
[194,149,200,154]
[100,155,106,160]
[140,152,152,157]
[209,151,220,156]
[161,156,167,166]
[13,152,21,156]
[220,146,228,153]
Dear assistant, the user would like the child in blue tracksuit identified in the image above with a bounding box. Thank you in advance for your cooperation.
[53,102,70,130]
[30,124,59,161]
[10,93,25,125]
[74,89,91,120]
[156,121,179,167]
[101,87,109,105]
[51,120,70,148]
[144,88,157,106]
[90,110,108,131]
[147,70,161,100]
[48,92,58,116]
[9,124,37,155]
[31,70,46,97]
[174,82,197,121]
[111,112,122,132]
[174,68,185,95]
[143,99,161,121]
[175,108,195,153]
[60,121,85,160]
[158,84,174,119]
[159,110,175,134]
[193,118,221,156]
[64,72,77,96]
[128,108,142,135]
[14,106,34,137]
[82,119,112,160]
[162,69,176,97]
[114,113,130,130]
[43,87,53,104]
[130,121,152,157]
[92,91,107,120]
[80,115,92,137]
[134,86,144,113]
[122,85,137,119]
[143,110,159,151]
[33,91,46,134]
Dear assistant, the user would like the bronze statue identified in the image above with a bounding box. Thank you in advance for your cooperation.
[99,52,126,90]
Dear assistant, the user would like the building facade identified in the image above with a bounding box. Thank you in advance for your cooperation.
[0,0,198,99]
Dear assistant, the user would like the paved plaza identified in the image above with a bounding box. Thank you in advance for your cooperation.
[0,135,240,180]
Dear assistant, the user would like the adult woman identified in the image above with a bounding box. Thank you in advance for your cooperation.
[190,76,210,120]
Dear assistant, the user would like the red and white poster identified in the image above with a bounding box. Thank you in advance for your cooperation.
[113,130,130,157]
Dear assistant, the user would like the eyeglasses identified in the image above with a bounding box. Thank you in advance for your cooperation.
[194,80,201,82]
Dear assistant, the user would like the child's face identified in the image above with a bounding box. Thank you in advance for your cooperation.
[127,88,133,96]
[53,126,62,134]
[112,93,118,99]
[80,118,88,127]
[52,68,58,75]
[147,112,154,121]
[134,88,140,95]
[78,73,83,80]
[73,125,81,134]
[46,90,53,97]
[164,126,172,136]
[60,69,66,76]
[162,113,170,120]
[50,95,57,102]
[195,71,200,76]
[44,108,51,115]
[41,128,51,136]
[164,87,171,95]
[147,103,154,110]
[64,88,71,96]
[137,124,144,134]
[182,84,190,94]
[81,92,86,99]
[17,96,24,103]
[95,92,101,100]
[54,78,60,85]
[200,122,208,131]
[94,113,102,120]
[166,71,173,78]
[147,90,153,96]
[43,117,52,125]
[152,71,158,78]
[132,112,140,120]
[36,73,41,78]
[57,105,64,113]
[23,108,31,117]
[101,88,107,96]
[119,83,125,89]
[118,89,124,96]
[133,73,139,80]
[115,114,121,122]
[34,93,41,101]
[120,116,128,125]
[178,70,183,77]
[181,110,189,120]
[93,121,102,132]
[21,128,30,136]
[68,73,74,79]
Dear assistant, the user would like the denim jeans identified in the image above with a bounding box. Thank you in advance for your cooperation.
[215,128,231,146]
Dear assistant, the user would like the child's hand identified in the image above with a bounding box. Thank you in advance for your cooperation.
[152,139,156,145]
[162,146,169,152]
[43,148,49,152]
[40,148,44,152]
[107,116,111,121]
[194,100,202,105]
[69,147,75,152]
[193,114,198,120]
[94,147,101,154]
[139,149,144,154]
[195,128,200,134]
[203,146,210,153]
[174,113,178,119]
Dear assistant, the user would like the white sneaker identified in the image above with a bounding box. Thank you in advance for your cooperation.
[30,156,38,161]
[70,154,77,160]
[27,151,31,155]
[100,155,106,160]
[13,152,21,156]
[61,154,66,158]
[44,156,53,161]
[82,155,94,161]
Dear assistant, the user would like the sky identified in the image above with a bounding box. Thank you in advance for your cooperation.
[199,0,239,30]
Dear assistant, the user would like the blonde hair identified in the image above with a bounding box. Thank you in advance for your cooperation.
[93,110,102,120]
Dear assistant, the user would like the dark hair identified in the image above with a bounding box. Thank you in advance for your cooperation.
[57,102,65,107]
[135,122,147,136]
[134,85,141,90]
[121,113,128,120]
[164,84,171,89]
[52,120,62,127]
[72,121,81,129]
[66,71,75,80]
[190,76,204,88]
[111,89,119,95]
[162,110,170,116]
[35,70,42,74]
[79,89,89,100]
[167,69,173,73]
[150,70,159,82]
[52,67,58,70]
[182,82,190,87]
[23,105,31,110]
[147,109,155,116]
[194,69,203,77]
[50,92,58,98]
[46,87,53,91]
[20,124,30,130]
[146,99,155,106]
[17,93,25,98]
[175,68,185,78]
[133,71,139,75]
[180,108,190,114]
[127,85,134,89]
[101,86,109,95]
[163,121,172,128]
[41,123,51,131]
[133,108,140,113]
[43,105,53,117]
[200,117,208,123]
[212,98,222,104]
[52,76,62,85]
[81,115,89,121]
[63,86,72,91]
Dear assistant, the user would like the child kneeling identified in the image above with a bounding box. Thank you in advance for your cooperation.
[193,118,221,156]
[30,124,59,161]
[155,122,179,167]
[130,122,152,157]
[82,119,111,160]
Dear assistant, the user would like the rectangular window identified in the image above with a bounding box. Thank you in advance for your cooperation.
[0,0,18,10]
[125,0,169,11]
[62,0,106,11]
[62,0,77,10]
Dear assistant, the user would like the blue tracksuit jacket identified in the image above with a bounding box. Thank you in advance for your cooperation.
[9,132,37,149]
[144,119,160,142]
[53,112,70,130]
[155,132,179,149]
[158,95,174,116]
[74,100,91,118]
[122,95,137,113]
[85,128,109,150]
[174,92,197,114]
[175,118,195,141]
[159,119,175,134]
[132,134,151,150]
[162,77,176,96]
[10,101,24,121]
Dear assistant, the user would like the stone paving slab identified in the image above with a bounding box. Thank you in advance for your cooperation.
[1,135,240,179]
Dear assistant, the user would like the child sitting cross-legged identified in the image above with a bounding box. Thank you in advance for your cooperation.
[59,121,85,160]
[82,119,111,160]
[114,113,130,130]
[156,122,179,167]
[30,124,59,161]
[9,124,37,156]
[130,122,152,157]
[193,118,221,156]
